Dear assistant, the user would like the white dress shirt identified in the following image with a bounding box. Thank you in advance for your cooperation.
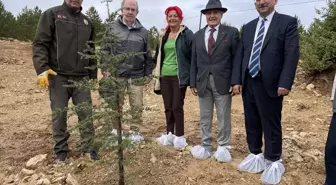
[122,19,136,29]
[332,73,336,100]
[205,24,220,52]
[248,10,276,68]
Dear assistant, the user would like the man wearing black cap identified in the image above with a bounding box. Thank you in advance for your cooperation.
[190,0,239,162]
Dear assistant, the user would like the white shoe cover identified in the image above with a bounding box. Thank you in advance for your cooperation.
[238,153,266,173]
[173,136,188,150]
[111,129,120,135]
[156,132,175,146]
[191,145,212,159]
[110,129,125,146]
[261,160,285,185]
[166,132,175,144]
[111,129,126,139]
[213,146,232,162]
[156,134,166,145]
[128,131,144,144]
[112,129,143,144]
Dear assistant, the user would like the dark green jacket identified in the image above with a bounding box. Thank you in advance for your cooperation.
[32,2,97,79]
[154,26,193,89]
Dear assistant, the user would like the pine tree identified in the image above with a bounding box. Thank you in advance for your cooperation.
[102,0,118,23]
[239,25,243,36]
[148,26,159,51]
[65,6,151,185]
[221,21,232,26]
[295,15,307,37]
[16,6,42,41]
[105,11,118,24]
[0,0,16,38]
[85,6,104,41]
[300,1,336,74]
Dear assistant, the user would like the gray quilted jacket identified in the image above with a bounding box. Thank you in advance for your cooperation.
[101,15,152,78]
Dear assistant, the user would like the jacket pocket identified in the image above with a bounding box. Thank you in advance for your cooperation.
[55,19,77,71]
[77,25,92,72]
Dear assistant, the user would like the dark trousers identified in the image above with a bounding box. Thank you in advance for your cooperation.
[49,75,94,154]
[161,76,187,137]
[325,113,336,185]
[242,73,283,161]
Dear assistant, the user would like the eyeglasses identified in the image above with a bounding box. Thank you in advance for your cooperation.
[123,7,137,12]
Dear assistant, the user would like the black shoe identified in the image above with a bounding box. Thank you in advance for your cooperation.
[84,151,100,161]
[55,152,67,162]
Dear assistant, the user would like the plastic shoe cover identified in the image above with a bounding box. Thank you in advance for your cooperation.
[173,136,188,150]
[238,153,266,173]
[166,132,175,144]
[156,134,167,145]
[110,129,122,147]
[156,132,175,146]
[261,160,285,185]
[111,129,120,135]
[191,145,212,159]
[128,131,144,144]
[213,146,232,162]
[112,129,143,144]
[111,129,125,139]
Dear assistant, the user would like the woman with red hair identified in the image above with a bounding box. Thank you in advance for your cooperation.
[154,6,194,150]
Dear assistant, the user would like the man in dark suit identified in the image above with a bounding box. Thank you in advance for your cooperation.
[190,0,239,161]
[231,0,299,184]
[325,73,336,185]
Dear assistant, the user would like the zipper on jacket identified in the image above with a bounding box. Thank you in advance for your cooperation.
[175,31,182,86]
[55,20,61,71]
[75,17,78,74]
[126,29,131,77]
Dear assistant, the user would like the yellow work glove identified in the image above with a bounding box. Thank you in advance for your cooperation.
[37,69,57,88]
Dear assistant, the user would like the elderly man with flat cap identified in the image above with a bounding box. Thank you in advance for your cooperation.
[190,0,239,161]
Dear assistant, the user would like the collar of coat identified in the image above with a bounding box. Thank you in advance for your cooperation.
[63,2,82,15]
[154,25,186,78]
[161,25,186,39]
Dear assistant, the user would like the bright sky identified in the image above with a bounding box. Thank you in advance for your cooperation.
[2,0,327,32]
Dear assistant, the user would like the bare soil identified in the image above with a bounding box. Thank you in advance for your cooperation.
[0,40,331,185]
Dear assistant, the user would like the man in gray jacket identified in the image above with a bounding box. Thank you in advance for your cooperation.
[325,73,336,185]
[101,0,152,132]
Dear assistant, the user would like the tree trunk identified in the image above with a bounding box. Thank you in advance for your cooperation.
[116,92,125,185]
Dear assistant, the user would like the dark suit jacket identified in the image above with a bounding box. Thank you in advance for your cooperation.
[231,12,299,98]
[190,24,240,97]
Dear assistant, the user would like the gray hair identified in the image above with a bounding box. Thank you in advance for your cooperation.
[121,0,139,12]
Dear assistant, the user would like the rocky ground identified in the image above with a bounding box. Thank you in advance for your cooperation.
[0,39,333,185]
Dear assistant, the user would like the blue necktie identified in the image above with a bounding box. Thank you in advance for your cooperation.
[249,19,266,78]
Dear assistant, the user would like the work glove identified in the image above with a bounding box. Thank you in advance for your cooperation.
[37,69,57,88]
